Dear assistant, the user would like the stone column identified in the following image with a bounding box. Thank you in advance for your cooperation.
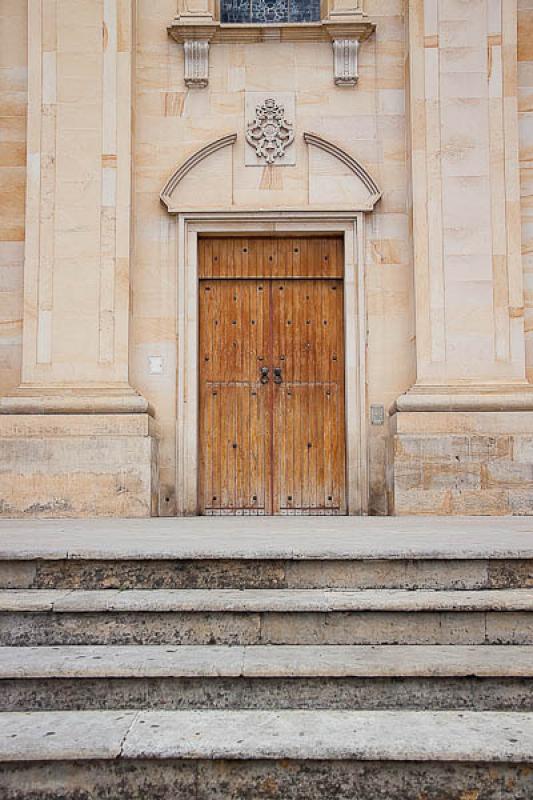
[391,0,533,515]
[0,0,158,517]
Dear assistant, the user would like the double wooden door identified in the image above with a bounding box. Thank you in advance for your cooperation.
[199,237,346,515]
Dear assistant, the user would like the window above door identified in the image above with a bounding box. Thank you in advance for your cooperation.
[220,0,321,24]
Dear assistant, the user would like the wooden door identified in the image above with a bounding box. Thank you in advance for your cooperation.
[199,237,346,515]
[272,279,345,514]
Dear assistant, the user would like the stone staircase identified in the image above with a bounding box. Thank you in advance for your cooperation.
[0,517,532,799]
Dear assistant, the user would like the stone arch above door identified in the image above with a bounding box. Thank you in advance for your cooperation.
[160,132,381,213]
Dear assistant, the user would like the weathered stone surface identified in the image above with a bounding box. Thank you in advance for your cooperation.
[0,591,70,611]
[0,760,531,800]
[488,560,533,589]
[0,710,137,761]
[392,427,533,517]
[0,645,244,679]
[260,611,491,645]
[26,559,288,590]
[121,710,533,761]
[4,676,533,713]
[8,710,527,766]
[0,427,158,518]
[2,644,532,680]
[3,608,532,646]
[485,612,533,645]
[285,559,493,589]
[0,612,262,646]
[1,517,533,560]
[5,556,529,590]
[3,588,533,613]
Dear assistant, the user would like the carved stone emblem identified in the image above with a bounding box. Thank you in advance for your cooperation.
[245,98,294,165]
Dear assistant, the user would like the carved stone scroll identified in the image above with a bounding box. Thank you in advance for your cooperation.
[184,40,210,87]
[332,38,360,86]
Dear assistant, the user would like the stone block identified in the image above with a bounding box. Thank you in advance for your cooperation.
[392,416,533,514]
[450,490,510,516]
[392,488,452,516]
[508,490,533,516]
[422,463,482,491]
[0,612,262,647]
[469,435,513,460]
[0,414,158,518]
[259,611,488,645]
[482,461,533,489]
[513,437,533,464]
[0,760,531,800]
[485,612,533,645]
[391,461,423,491]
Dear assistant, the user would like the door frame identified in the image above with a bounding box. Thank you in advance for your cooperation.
[175,211,368,515]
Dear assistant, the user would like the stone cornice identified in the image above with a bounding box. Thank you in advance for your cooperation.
[168,18,375,45]
[393,385,533,413]
[0,386,149,414]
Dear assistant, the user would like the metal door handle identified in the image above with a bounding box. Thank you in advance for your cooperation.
[273,367,282,384]
[260,367,269,384]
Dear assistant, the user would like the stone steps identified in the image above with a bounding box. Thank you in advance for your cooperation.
[2,517,532,593]
[1,710,533,799]
[2,644,533,712]
[1,588,532,646]
[3,588,533,611]
[2,708,533,760]
[3,558,532,590]
[4,643,533,678]
[1,519,533,797]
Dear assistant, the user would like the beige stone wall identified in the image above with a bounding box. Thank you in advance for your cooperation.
[132,0,414,514]
[0,1,158,519]
[392,412,533,516]
[0,0,529,517]
[0,1,26,392]
[519,0,533,380]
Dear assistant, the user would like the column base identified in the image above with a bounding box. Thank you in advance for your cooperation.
[0,387,159,517]
[390,387,533,516]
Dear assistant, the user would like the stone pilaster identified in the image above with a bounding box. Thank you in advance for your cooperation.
[0,0,158,517]
[391,0,533,515]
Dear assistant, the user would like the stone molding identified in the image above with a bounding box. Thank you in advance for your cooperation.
[0,386,149,415]
[160,134,237,209]
[303,132,381,205]
[160,132,381,212]
[394,386,533,413]
[167,211,368,515]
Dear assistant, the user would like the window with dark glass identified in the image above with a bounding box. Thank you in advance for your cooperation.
[220,0,321,24]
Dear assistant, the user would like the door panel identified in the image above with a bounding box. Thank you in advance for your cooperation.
[198,238,346,516]
[199,237,343,279]
[272,280,346,514]
[199,280,270,514]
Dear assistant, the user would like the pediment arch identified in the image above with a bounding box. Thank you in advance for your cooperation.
[160,131,381,212]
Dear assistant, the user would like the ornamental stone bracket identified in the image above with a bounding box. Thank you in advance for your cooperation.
[168,16,375,89]
[332,38,360,86]
[183,40,210,88]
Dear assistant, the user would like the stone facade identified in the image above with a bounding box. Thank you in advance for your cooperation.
[0,0,532,516]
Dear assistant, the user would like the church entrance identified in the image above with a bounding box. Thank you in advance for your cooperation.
[198,236,346,515]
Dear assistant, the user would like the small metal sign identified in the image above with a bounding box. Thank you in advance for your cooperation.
[370,404,385,426]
